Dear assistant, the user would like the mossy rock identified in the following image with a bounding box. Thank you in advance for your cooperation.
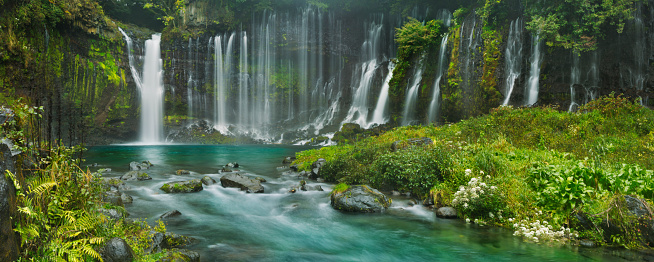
[176,170,191,175]
[160,180,203,193]
[120,171,152,181]
[158,248,200,262]
[330,185,391,213]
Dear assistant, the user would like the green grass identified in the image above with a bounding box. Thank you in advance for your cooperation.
[294,95,654,247]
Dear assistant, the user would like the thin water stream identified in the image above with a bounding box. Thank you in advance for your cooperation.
[86,145,643,261]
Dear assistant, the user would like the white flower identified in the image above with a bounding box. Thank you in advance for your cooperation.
[486,175,491,179]
[489,212,495,218]
[480,170,485,174]
[463,203,468,208]
[490,186,497,190]
[474,219,479,224]
[466,218,470,223]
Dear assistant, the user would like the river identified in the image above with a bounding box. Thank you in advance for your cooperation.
[85,145,645,261]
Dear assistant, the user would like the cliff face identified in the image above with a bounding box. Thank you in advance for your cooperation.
[2,2,653,145]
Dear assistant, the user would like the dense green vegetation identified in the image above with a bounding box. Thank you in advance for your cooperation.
[295,95,654,247]
[0,95,183,261]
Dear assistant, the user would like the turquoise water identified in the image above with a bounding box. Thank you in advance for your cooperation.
[85,145,642,261]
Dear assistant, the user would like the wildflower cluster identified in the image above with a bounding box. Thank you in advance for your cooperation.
[451,169,505,221]
[512,218,578,243]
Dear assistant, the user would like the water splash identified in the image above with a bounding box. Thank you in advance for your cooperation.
[502,19,523,105]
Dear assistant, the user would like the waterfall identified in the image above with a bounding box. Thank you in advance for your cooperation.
[370,62,396,126]
[569,52,580,112]
[427,33,450,123]
[118,28,142,89]
[524,34,542,106]
[584,51,600,104]
[214,35,227,132]
[239,32,249,129]
[140,34,164,143]
[342,20,384,127]
[502,19,523,105]
[401,55,426,126]
[633,6,647,90]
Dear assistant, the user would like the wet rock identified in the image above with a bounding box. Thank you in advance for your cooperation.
[159,248,200,262]
[391,137,433,152]
[102,191,123,207]
[102,178,130,191]
[0,143,18,261]
[221,166,233,173]
[330,185,391,212]
[161,180,203,193]
[220,173,264,193]
[129,161,152,171]
[164,232,195,248]
[99,208,127,220]
[98,168,112,173]
[436,207,458,218]
[580,239,597,248]
[160,210,182,219]
[254,177,267,183]
[146,231,165,253]
[100,237,135,262]
[301,184,324,192]
[121,193,133,204]
[201,176,216,185]
[282,156,296,164]
[121,171,152,181]
[226,162,239,168]
[176,170,191,175]
[290,164,299,172]
[624,195,650,217]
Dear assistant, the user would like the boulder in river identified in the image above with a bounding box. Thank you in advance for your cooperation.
[160,210,182,219]
[330,185,391,212]
[129,161,153,171]
[160,180,203,193]
[220,173,264,193]
[120,171,152,181]
[282,156,296,164]
[159,248,200,262]
[435,207,458,218]
[176,170,191,175]
[102,191,123,207]
[102,177,130,191]
[120,193,133,204]
[201,176,217,185]
[100,237,135,262]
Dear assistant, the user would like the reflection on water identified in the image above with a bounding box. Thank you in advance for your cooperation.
[85,145,645,261]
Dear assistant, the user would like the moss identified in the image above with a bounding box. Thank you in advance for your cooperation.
[331,183,350,195]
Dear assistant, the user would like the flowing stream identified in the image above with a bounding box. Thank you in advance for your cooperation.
[85,145,638,261]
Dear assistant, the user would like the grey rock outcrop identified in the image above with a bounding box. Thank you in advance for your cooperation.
[220,173,264,193]
[100,237,135,262]
[330,185,391,212]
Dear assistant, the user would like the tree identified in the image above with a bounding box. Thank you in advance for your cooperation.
[144,0,186,27]
[523,0,636,52]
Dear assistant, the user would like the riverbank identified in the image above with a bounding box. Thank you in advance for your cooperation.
[293,94,654,248]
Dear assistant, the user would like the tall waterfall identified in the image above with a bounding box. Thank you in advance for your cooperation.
[427,33,450,123]
[584,51,600,104]
[119,29,164,143]
[524,34,542,106]
[401,55,426,126]
[342,20,384,127]
[502,19,523,105]
[632,5,647,90]
[370,62,396,126]
[569,52,581,112]
[140,34,165,143]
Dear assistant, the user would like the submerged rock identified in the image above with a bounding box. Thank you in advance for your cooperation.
[160,180,203,193]
[129,161,153,171]
[100,237,135,262]
[159,248,200,262]
[121,193,133,204]
[220,173,264,193]
[330,185,391,212]
[201,176,216,185]
[436,207,458,218]
[176,170,191,175]
[160,210,182,219]
[282,156,296,164]
[120,171,152,181]
[102,191,123,207]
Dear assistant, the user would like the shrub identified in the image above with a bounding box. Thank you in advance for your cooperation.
[451,171,508,223]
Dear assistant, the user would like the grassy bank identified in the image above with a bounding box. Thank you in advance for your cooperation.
[295,94,654,247]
